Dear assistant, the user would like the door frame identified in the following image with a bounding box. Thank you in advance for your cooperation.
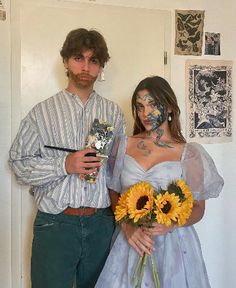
[10,1,171,287]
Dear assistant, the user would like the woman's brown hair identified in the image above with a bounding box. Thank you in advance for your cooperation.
[132,76,186,143]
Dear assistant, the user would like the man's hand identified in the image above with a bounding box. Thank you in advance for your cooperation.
[65,148,102,174]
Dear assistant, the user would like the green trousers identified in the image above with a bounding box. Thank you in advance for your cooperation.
[31,208,115,288]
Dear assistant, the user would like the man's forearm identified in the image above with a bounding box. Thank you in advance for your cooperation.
[9,154,67,186]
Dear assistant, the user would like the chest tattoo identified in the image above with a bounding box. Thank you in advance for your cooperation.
[146,129,173,148]
[136,141,151,156]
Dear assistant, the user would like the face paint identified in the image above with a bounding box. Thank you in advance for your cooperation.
[136,93,154,103]
[147,103,167,131]
[136,92,167,131]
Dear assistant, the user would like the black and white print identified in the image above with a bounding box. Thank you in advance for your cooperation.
[0,0,5,21]
[186,60,232,143]
[205,32,221,56]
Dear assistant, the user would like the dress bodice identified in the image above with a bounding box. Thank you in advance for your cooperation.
[120,155,183,193]
[108,135,223,201]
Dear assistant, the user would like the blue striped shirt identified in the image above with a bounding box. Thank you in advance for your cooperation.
[9,90,125,213]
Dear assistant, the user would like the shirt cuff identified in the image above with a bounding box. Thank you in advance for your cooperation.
[55,156,68,176]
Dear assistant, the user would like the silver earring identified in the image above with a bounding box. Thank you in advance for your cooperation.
[168,113,172,122]
[98,69,105,82]
[65,68,69,76]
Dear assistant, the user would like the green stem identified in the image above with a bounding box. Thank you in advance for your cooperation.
[150,254,160,288]
[131,255,143,284]
[135,253,147,288]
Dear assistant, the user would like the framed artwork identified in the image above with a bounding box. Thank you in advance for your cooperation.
[185,59,233,143]
[175,10,205,56]
[0,0,5,21]
[205,32,221,55]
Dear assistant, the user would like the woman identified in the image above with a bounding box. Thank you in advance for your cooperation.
[95,76,224,288]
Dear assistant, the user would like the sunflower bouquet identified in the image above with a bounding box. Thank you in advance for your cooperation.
[115,180,193,288]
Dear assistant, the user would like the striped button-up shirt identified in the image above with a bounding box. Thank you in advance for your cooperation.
[9,90,125,214]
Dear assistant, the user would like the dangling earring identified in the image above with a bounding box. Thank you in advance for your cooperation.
[65,68,69,77]
[98,69,105,82]
[168,113,172,122]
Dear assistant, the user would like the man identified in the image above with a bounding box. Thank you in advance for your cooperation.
[9,28,125,288]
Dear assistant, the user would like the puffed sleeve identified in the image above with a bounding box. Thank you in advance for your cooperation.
[106,135,127,193]
[181,142,224,200]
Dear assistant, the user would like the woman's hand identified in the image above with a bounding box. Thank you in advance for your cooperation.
[142,222,176,236]
[121,222,155,256]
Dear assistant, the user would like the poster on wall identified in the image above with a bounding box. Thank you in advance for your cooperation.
[205,32,221,55]
[185,59,233,144]
[0,0,6,21]
[175,10,205,56]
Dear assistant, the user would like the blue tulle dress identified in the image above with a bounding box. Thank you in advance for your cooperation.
[95,136,224,288]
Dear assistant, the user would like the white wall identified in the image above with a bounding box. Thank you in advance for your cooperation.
[1,0,235,287]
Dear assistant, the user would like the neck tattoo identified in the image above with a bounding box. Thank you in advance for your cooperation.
[137,141,152,156]
[146,129,173,148]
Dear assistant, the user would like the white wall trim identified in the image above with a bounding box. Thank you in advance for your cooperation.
[10,0,23,286]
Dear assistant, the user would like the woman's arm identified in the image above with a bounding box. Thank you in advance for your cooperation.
[110,189,154,256]
[121,222,155,256]
[109,190,120,212]
[185,199,205,226]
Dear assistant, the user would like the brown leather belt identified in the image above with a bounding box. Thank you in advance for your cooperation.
[63,207,97,216]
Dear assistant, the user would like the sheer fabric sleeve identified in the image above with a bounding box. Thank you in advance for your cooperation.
[106,135,127,193]
[181,142,224,200]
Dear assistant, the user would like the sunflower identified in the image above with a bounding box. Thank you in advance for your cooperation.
[114,193,129,222]
[177,200,193,226]
[126,182,154,223]
[154,192,181,226]
[175,179,192,199]
[175,179,193,226]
